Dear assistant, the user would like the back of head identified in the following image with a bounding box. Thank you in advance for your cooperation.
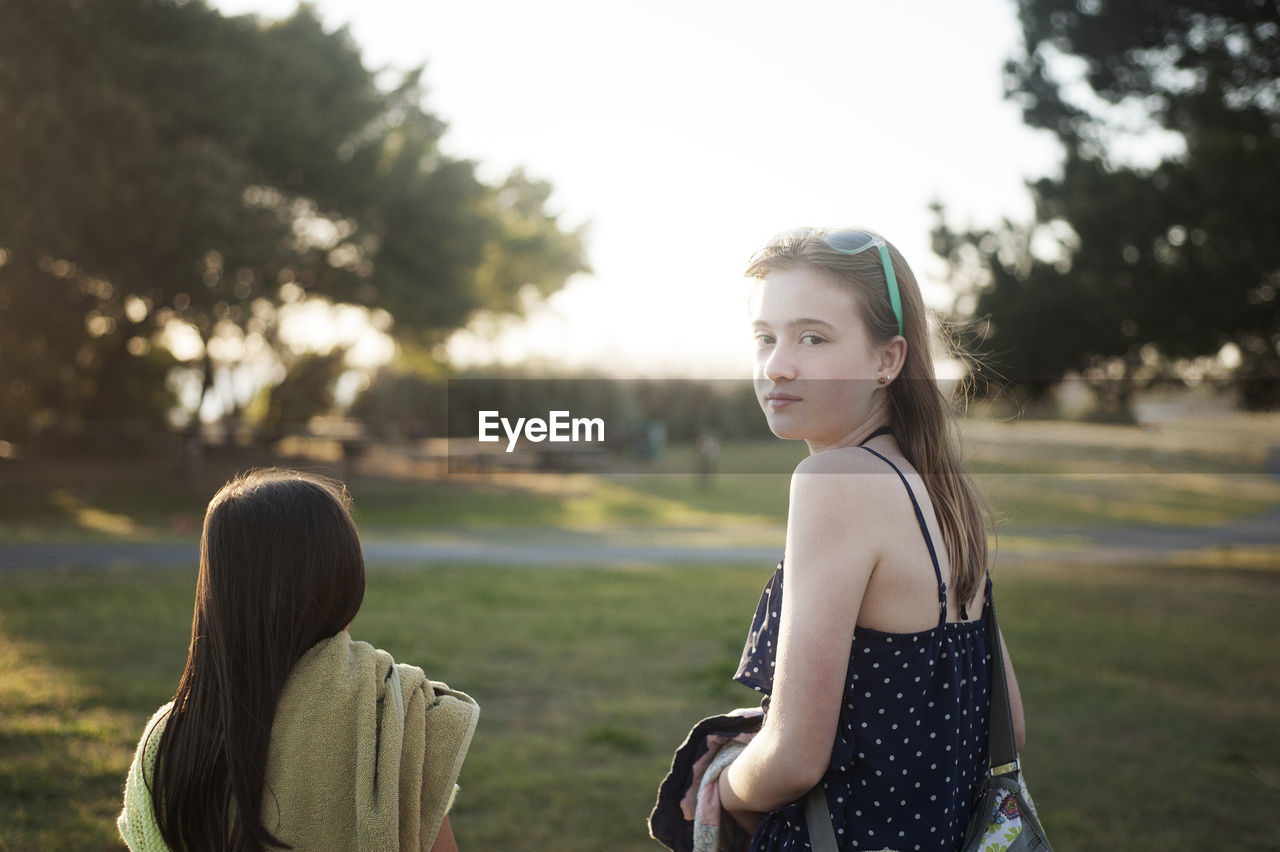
[746,229,992,606]
[200,469,366,674]
[154,468,366,852]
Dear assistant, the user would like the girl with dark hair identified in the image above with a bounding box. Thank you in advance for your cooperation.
[118,468,478,852]
[713,229,1027,850]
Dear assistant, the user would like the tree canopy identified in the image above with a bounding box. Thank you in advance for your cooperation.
[0,0,588,444]
[933,0,1280,409]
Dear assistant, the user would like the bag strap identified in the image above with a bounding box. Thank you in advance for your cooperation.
[985,581,1020,775]
[803,785,839,852]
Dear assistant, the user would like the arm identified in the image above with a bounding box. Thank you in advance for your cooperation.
[721,461,878,818]
[999,628,1027,753]
[430,816,457,852]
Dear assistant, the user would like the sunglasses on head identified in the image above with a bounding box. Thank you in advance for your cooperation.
[771,228,904,336]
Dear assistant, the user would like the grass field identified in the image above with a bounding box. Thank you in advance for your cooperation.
[1,413,1278,849]
[2,561,1279,850]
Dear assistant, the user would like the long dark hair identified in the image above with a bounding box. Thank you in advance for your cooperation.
[150,468,366,851]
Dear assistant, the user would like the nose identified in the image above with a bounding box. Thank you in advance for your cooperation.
[760,341,797,383]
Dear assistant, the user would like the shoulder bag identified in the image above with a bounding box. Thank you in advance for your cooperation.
[959,588,1053,851]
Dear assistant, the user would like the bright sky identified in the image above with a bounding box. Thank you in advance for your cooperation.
[211,0,1063,378]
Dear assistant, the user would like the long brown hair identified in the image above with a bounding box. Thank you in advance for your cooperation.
[746,229,994,606]
[150,469,366,851]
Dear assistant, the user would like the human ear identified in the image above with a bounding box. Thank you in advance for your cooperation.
[877,336,908,380]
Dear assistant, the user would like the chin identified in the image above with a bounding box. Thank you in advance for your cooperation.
[763,412,808,441]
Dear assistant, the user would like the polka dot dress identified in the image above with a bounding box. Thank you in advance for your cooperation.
[733,447,993,852]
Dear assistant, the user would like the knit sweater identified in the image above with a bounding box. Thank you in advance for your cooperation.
[118,631,479,851]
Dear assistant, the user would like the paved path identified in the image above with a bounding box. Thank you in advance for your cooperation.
[0,538,785,571]
[2,505,1277,572]
[1014,507,1280,552]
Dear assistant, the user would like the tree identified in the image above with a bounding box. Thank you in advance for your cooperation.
[254,350,349,444]
[933,0,1280,409]
[0,0,588,445]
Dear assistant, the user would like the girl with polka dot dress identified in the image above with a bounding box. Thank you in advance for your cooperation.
[718,229,1027,851]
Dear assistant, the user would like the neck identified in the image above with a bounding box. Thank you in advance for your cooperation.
[806,415,894,455]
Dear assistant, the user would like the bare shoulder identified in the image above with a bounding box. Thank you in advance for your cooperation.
[788,447,899,522]
[792,447,900,495]
[794,445,897,475]
[784,448,897,588]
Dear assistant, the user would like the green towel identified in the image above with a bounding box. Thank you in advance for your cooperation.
[119,631,479,851]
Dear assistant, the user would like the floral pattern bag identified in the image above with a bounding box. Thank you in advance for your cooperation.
[961,768,1051,851]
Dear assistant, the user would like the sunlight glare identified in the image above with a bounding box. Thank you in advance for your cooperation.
[277,298,396,368]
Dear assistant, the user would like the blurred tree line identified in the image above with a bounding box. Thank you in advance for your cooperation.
[933,0,1280,412]
[0,0,587,449]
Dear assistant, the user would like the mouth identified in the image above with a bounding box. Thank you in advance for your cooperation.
[764,392,801,410]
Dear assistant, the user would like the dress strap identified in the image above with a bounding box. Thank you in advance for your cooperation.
[859,446,948,626]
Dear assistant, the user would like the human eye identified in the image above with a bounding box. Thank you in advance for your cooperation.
[754,332,776,347]
[799,332,827,345]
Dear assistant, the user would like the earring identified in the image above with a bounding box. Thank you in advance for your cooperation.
[878,376,888,386]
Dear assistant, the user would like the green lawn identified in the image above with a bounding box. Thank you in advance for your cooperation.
[2,561,1278,850]
[2,413,1277,848]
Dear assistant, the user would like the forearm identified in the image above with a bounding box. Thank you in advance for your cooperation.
[718,772,763,836]
[999,629,1027,752]
[718,750,757,819]
[720,731,817,815]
